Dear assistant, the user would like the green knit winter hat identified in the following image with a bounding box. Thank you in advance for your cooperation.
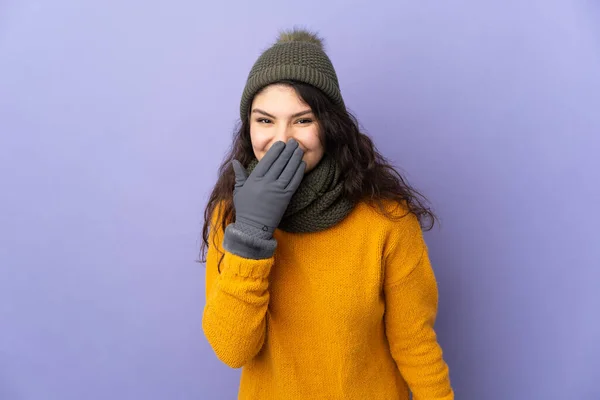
[239,28,345,120]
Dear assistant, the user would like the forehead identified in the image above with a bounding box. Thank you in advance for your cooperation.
[252,84,310,112]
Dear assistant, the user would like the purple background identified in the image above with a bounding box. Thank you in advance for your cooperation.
[1,1,599,399]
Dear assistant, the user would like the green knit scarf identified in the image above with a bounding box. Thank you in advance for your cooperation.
[245,154,355,233]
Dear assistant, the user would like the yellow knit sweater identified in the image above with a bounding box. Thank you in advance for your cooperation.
[202,201,454,400]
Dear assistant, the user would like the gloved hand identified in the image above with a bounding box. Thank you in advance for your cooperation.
[223,139,305,259]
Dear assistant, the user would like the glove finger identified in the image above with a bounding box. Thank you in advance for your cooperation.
[265,139,299,180]
[278,146,304,184]
[285,160,306,192]
[252,141,286,177]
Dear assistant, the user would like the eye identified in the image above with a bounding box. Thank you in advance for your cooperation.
[256,118,272,124]
[296,118,313,124]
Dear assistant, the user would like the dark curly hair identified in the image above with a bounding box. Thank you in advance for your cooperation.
[199,80,436,263]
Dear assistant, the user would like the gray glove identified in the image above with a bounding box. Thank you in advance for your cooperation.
[222,139,305,259]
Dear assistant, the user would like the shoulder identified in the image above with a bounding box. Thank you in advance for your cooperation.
[349,199,425,261]
[351,199,422,235]
[210,200,233,227]
[207,200,234,251]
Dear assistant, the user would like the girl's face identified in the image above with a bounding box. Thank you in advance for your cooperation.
[249,84,324,173]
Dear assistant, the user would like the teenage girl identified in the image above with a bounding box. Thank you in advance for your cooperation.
[201,28,454,400]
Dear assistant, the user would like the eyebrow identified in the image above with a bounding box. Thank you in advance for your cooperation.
[252,108,313,119]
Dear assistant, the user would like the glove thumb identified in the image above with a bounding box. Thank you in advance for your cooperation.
[231,160,248,193]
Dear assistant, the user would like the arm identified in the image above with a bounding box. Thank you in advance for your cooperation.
[383,213,454,400]
[203,139,305,368]
[202,207,276,368]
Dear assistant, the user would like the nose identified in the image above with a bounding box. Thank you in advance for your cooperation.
[273,125,296,146]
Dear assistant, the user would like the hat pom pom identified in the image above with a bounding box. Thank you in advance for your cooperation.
[276,27,324,50]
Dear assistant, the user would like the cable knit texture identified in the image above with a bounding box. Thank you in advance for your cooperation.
[202,200,454,400]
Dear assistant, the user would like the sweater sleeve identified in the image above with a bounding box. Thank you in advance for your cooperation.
[383,212,454,400]
[202,206,274,368]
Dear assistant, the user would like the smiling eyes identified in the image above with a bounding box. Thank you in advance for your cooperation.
[256,118,313,125]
